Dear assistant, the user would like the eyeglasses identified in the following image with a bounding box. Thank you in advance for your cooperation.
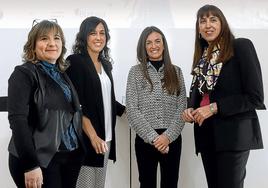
[31,19,58,27]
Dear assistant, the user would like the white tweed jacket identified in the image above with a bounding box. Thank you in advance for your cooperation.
[126,62,187,144]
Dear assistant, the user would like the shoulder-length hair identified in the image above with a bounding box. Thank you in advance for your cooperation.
[72,16,111,63]
[23,20,67,71]
[192,4,235,73]
[137,26,180,95]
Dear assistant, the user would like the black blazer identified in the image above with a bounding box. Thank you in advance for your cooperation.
[189,38,265,153]
[8,62,84,170]
[66,54,125,167]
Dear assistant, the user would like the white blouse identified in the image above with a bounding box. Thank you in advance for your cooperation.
[98,65,112,142]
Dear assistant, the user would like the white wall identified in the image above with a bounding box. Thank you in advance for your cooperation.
[0,28,267,188]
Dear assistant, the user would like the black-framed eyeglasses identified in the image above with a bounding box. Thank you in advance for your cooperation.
[32,19,58,27]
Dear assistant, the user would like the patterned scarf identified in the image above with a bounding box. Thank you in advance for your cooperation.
[191,46,223,95]
[39,61,72,102]
[39,61,78,150]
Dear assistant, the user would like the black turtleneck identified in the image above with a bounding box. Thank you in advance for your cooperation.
[150,60,163,71]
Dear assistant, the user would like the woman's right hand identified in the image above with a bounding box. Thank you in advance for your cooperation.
[182,108,195,123]
[24,167,43,188]
[90,135,108,154]
[82,116,108,154]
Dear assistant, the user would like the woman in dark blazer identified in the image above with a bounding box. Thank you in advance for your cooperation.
[66,16,125,188]
[8,20,85,188]
[182,5,265,188]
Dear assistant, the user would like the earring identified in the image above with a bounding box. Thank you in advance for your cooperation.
[199,33,202,39]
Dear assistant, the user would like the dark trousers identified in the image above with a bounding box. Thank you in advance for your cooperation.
[201,150,250,188]
[9,149,83,188]
[135,133,182,188]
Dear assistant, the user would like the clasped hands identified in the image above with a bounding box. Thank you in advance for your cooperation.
[182,103,217,126]
[153,134,170,154]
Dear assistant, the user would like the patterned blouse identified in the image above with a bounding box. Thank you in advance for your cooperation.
[126,62,187,144]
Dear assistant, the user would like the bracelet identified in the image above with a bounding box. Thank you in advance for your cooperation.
[209,103,216,114]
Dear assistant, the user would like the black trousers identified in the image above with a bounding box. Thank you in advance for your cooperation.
[9,149,83,188]
[201,150,250,188]
[135,133,182,188]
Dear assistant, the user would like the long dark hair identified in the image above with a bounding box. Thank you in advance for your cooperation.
[72,16,111,63]
[23,20,67,71]
[137,26,180,95]
[192,4,235,73]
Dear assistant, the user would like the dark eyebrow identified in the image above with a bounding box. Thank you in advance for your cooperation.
[208,14,219,18]
[199,17,206,21]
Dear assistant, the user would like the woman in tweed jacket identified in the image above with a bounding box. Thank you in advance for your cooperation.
[126,26,187,188]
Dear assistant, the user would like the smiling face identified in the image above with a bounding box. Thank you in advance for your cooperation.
[198,14,222,44]
[145,31,164,61]
[35,29,62,64]
[87,23,106,56]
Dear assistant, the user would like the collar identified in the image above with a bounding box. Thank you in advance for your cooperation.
[146,61,164,70]
[39,61,59,72]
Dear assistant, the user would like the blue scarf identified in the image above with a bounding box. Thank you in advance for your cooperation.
[39,61,72,102]
[39,61,78,151]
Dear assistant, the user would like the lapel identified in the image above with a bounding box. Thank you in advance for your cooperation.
[82,54,105,122]
[62,73,81,111]
[83,53,114,93]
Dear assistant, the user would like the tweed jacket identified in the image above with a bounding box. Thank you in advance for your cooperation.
[189,38,265,153]
[126,62,187,144]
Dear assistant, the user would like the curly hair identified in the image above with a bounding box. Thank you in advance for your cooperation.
[72,16,111,63]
